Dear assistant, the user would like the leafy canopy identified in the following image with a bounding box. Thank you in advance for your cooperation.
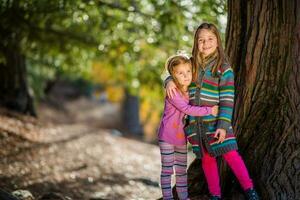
[0,0,226,98]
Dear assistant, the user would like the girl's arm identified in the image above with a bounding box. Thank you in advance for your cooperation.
[216,66,235,132]
[167,91,213,116]
[164,76,177,98]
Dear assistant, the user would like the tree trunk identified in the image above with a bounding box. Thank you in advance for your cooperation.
[188,1,300,199]
[122,89,143,136]
[0,45,36,116]
[225,0,300,199]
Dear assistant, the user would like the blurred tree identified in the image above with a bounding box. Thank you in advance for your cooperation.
[0,0,98,115]
[0,0,226,135]
[187,0,300,199]
[91,0,227,135]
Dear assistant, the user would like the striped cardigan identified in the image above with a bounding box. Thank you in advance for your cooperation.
[184,58,238,158]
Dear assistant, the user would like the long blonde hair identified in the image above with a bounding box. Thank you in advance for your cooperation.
[191,23,227,80]
[165,55,192,94]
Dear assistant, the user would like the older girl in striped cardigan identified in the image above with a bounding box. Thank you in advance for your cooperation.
[165,23,259,200]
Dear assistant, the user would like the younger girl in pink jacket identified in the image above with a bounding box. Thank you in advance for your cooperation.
[158,54,218,200]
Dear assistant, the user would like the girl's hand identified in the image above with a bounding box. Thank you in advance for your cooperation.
[211,105,219,116]
[214,128,226,143]
[166,80,177,98]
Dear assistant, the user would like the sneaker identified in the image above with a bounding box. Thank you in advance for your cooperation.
[209,196,221,200]
[245,188,259,200]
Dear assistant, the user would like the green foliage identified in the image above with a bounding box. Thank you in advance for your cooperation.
[0,0,227,100]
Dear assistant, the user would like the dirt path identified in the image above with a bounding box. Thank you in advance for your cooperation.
[0,98,163,200]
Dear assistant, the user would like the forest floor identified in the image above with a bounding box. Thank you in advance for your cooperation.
[0,97,207,200]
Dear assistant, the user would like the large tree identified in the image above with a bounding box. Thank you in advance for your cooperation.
[188,0,300,199]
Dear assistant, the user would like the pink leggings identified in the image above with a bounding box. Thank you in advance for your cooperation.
[202,150,253,196]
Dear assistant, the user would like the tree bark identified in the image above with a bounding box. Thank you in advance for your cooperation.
[225,0,300,199]
[188,1,300,199]
[0,0,36,116]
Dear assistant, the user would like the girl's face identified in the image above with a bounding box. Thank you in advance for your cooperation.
[173,63,192,88]
[197,29,218,57]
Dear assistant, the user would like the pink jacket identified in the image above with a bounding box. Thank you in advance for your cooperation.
[158,90,212,145]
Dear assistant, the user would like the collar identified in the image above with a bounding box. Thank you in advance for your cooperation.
[201,51,217,70]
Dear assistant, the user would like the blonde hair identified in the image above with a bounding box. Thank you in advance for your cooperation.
[191,22,227,80]
[165,54,192,94]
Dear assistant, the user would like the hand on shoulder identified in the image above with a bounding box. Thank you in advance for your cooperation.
[166,80,177,98]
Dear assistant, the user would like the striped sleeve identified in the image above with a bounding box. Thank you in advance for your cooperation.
[216,66,235,132]
[163,76,172,88]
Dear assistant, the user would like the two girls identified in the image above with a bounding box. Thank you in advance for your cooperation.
[165,23,259,200]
